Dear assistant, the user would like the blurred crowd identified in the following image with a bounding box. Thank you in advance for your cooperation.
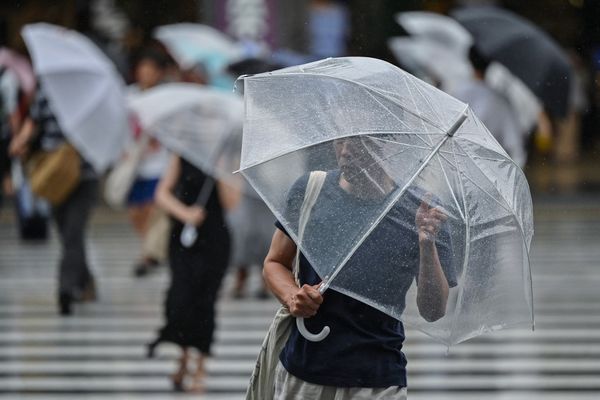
[0,0,596,393]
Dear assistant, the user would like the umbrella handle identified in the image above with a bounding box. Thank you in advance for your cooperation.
[180,224,198,248]
[296,317,330,342]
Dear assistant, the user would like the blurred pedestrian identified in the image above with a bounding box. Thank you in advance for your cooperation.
[451,46,527,167]
[125,49,171,276]
[227,184,273,299]
[9,82,98,315]
[308,0,350,59]
[0,65,20,205]
[147,154,230,392]
[226,58,278,299]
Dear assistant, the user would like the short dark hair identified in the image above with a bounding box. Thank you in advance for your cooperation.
[135,48,168,70]
[468,45,490,73]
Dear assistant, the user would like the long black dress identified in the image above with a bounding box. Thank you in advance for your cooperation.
[150,158,230,355]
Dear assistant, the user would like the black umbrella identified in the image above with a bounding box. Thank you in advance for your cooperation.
[451,6,572,118]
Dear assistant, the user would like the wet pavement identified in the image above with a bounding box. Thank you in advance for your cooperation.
[0,189,599,399]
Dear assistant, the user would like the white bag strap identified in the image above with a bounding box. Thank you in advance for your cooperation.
[293,171,326,283]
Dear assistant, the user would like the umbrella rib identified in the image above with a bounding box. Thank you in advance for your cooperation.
[451,143,535,337]
[321,134,452,292]
[316,109,469,292]
[435,153,466,222]
[453,144,534,320]
[370,135,465,157]
[364,91,432,148]
[454,140,528,237]
[401,77,435,147]
[410,79,447,137]
[448,140,471,345]
[456,136,521,168]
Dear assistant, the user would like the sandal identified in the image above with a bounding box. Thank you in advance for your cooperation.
[171,349,189,392]
[185,352,206,393]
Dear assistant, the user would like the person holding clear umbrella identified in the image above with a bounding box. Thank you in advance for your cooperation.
[262,136,456,399]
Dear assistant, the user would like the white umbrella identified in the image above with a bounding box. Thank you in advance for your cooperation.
[154,23,242,89]
[395,11,541,135]
[387,36,473,92]
[127,83,243,178]
[486,62,542,134]
[128,83,245,246]
[396,11,473,56]
[21,23,129,173]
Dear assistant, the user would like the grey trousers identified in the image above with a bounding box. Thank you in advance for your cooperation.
[53,179,98,296]
[274,362,408,400]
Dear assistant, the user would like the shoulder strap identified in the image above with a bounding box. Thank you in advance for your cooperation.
[293,171,327,283]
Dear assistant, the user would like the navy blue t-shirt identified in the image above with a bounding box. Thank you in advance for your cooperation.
[276,170,456,388]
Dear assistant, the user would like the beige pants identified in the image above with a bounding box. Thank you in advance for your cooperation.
[273,362,408,400]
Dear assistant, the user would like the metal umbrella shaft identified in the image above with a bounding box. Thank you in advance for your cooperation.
[297,109,468,342]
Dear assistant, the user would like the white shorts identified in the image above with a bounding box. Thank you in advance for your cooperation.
[273,362,408,400]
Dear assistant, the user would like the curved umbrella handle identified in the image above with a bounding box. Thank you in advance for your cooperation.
[180,224,197,248]
[296,317,330,342]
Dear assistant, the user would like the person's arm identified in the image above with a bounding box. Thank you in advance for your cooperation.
[415,195,450,322]
[263,229,323,318]
[155,155,206,226]
[8,117,35,158]
[216,180,241,211]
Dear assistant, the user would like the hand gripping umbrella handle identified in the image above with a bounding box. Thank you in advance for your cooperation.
[296,317,330,342]
[180,224,198,248]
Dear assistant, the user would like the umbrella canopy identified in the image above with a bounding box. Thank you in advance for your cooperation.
[485,62,542,134]
[154,23,242,89]
[21,23,129,172]
[451,6,572,118]
[0,47,36,96]
[396,11,472,56]
[127,82,244,187]
[387,36,473,92]
[239,57,534,345]
[395,11,541,133]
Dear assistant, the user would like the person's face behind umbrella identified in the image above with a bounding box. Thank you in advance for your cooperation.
[135,59,165,90]
[333,136,391,196]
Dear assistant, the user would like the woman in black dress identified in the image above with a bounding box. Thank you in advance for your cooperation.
[148,154,230,392]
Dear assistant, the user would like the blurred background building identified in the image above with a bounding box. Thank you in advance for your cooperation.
[1,0,598,194]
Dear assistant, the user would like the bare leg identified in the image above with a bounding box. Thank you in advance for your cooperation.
[232,266,248,298]
[187,351,206,393]
[171,347,189,392]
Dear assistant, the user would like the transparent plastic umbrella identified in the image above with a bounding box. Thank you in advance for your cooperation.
[21,23,129,173]
[128,83,244,246]
[238,57,534,346]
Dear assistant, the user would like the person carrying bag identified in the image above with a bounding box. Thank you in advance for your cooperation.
[10,83,98,315]
[26,141,81,206]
